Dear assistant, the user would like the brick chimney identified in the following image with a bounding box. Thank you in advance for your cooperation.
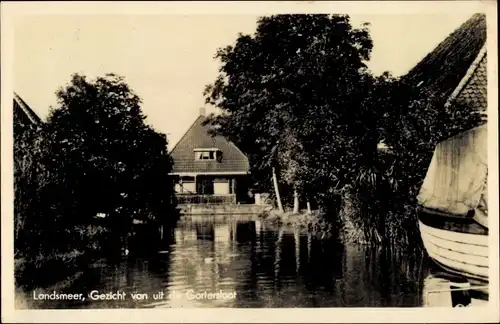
[199,107,206,116]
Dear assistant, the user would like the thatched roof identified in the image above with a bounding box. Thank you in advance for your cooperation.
[13,92,41,125]
[403,13,487,99]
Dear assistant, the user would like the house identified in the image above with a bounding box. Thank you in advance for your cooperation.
[404,13,487,115]
[169,108,251,204]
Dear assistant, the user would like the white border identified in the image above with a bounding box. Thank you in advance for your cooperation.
[2,1,498,323]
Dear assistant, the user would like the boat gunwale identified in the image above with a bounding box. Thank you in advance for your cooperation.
[417,206,488,236]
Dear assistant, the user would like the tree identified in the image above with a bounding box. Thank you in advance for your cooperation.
[15,73,175,257]
[348,75,486,246]
[14,119,48,256]
[204,14,374,216]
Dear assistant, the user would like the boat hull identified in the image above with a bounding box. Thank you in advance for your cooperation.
[418,216,488,282]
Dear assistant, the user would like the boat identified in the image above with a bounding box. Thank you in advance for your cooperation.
[417,124,488,282]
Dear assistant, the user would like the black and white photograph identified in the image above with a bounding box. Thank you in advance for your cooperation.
[1,1,498,322]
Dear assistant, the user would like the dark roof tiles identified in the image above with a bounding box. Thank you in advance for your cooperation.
[454,53,487,112]
[170,116,250,174]
[403,13,487,99]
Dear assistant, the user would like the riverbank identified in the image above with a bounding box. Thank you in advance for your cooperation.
[15,250,91,291]
[259,209,335,240]
[258,206,383,244]
[177,203,272,215]
[15,270,86,309]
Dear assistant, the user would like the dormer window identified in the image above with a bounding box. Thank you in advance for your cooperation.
[194,148,222,161]
[198,151,215,160]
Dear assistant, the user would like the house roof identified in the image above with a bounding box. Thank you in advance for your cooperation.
[169,115,250,174]
[14,92,42,125]
[13,92,41,125]
[446,45,487,112]
[403,13,487,100]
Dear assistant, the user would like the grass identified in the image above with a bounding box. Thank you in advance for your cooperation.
[259,209,334,240]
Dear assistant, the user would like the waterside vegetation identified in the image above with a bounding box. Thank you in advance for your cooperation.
[204,14,485,248]
[14,74,177,289]
[13,14,486,290]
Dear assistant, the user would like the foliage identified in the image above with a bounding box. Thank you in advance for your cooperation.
[14,73,175,263]
[259,209,334,240]
[204,14,375,216]
[203,14,485,247]
[345,76,485,247]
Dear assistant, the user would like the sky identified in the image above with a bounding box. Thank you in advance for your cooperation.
[13,13,476,149]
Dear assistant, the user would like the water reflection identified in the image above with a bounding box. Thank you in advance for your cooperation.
[422,272,489,307]
[17,215,486,309]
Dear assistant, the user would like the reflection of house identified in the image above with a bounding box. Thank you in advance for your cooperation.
[169,108,251,204]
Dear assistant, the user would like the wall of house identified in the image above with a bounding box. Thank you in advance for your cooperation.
[173,175,252,204]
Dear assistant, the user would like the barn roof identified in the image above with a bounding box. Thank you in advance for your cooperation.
[403,13,487,100]
[169,115,250,175]
[446,44,487,113]
[13,92,41,126]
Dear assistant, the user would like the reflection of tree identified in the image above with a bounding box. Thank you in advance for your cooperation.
[294,228,300,275]
[336,245,426,307]
[235,221,256,244]
[69,217,430,308]
[300,237,345,298]
[274,227,284,282]
[227,220,262,307]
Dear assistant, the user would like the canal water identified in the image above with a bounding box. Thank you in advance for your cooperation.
[17,215,480,309]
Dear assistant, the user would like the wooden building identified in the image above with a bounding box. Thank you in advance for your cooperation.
[169,108,251,204]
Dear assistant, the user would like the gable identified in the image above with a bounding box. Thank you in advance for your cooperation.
[170,116,250,174]
[454,53,487,112]
[13,93,41,127]
[403,13,486,99]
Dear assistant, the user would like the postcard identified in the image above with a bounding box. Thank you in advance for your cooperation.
[1,1,498,323]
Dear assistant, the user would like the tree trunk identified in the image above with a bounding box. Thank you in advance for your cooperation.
[293,188,299,214]
[272,167,284,213]
[306,201,312,214]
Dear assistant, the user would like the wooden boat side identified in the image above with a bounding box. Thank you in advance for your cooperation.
[419,220,489,281]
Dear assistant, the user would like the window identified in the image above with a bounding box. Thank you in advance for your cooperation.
[196,151,215,160]
[176,180,196,194]
[194,148,222,161]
